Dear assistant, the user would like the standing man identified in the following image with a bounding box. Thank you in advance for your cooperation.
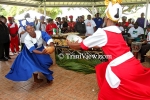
[128,22,144,40]
[34,17,40,31]
[75,16,86,36]
[65,16,69,22]
[84,15,96,36]
[56,17,62,29]
[0,16,10,61]
[140,25,150,62]
[39,16,47,31]
[122,16,129,27]
[61,17,68,33]
[68,15,76,32]
[136,13,149,29]
[46,18,58,36]
[93,13,103,30]
[7,17,19,55]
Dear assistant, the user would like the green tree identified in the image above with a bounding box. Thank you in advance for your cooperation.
[37,7,62,19]
[84,4,145,17]
[0,5,7,16]
[122,4,145,14]
[84,7,106,17]
[0,5,62,20]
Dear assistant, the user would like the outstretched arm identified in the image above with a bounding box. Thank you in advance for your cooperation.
[33,50,45,54]
[67,28,107,50]
[67,40,100,50]
[40,31,55,54]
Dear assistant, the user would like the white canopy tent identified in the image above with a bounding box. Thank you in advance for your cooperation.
[1,0,149,29]
[57,8,91,21]
[14,10,50,20]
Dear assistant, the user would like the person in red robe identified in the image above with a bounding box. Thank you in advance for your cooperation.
[67,1,150,100]
[7,17,19,54]
[122,16,129,27]
[46,18,58,36]
[68,15,76,32]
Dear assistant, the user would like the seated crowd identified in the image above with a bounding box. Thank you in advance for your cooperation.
[0,12,150,63]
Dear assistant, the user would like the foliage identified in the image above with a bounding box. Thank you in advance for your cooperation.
[84,7,106,17]
[37,7,62,19]
[0,4,62,19]
[67,7,74,11]
[84,4,145,17]
[56,54,101,74]
[0,5,7,16]
[122,4,145,15]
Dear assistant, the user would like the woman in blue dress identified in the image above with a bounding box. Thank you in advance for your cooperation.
[5,19,54,83]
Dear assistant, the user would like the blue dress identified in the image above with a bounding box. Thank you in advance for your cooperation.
[5,31,54,81]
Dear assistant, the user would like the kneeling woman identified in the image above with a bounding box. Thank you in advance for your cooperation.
[6,20,55,83]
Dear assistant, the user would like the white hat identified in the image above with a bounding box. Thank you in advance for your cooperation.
[105,0,122,22]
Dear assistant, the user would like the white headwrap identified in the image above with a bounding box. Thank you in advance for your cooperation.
[105,0,122,22]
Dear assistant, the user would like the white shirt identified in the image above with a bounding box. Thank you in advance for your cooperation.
[35,21,40,31]
[84,19,96,36]
[18,27,28,43]
[40,23,46,31]
[119,26,124,32]
[83,26,121,48]
[147,32,150,44]
[128,24,134,28]
[24,31,53,53]
[128,26,144,38]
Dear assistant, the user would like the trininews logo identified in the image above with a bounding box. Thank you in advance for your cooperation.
[57,53,112,60]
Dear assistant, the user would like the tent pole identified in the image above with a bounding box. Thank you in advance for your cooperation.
[144,0,149,39]
[92,5,95,18]
[43,0,46,18]
[144,0,149,28]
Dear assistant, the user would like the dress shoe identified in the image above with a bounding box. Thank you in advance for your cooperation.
[0,58,8,61]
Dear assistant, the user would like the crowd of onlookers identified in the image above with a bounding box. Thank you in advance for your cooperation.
[0,12,150,63]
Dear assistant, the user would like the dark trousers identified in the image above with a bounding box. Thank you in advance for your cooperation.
[140,44,150,61]
[0,42,10,59]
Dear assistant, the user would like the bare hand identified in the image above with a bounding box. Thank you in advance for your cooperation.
[42,49,47,54]
[93,46,100,49]
[42,46,55,54]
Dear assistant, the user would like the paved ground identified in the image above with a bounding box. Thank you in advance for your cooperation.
[0,54,149,100]
[0,55,98,100]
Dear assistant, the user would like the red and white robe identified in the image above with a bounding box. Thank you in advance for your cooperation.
[80,26,150,100]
